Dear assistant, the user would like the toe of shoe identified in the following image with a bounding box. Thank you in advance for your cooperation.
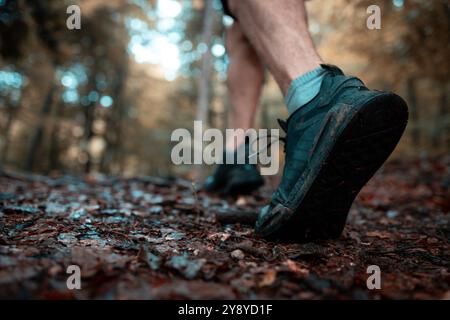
[255,203,295,238]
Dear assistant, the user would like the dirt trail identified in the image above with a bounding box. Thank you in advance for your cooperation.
[0,157,449,299]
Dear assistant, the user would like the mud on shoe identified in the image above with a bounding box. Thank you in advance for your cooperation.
[255,65,409,242]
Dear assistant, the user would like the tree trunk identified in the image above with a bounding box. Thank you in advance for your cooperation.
[100,61,128,173]
[196,0,214,124]
[83,67,100,174]
[24,83,56,171]
[438,84,449,148]
[48,100,63,172]
[195,0,215,179]
[0,98,21,165]
[83,101,96,173]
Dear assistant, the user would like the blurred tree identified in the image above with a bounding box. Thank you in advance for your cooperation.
[311,0,450,150]
[196,0,214,125]
[0,0,448,177]
[0,0,131,173]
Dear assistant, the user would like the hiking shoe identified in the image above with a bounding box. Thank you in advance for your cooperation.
[255,64,408,242]
[203,143,264,195]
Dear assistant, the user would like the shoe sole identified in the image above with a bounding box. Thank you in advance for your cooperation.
[261,93,408,242]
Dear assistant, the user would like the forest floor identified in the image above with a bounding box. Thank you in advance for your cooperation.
[0,156,449,299]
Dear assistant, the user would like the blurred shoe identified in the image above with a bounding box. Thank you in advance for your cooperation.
[256,65,408,242]
[203,143,264,195]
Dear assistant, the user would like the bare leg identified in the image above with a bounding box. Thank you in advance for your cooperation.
[228,0,323,94]
[225,22,264,151]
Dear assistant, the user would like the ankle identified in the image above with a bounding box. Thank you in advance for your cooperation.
[281,59,323,94]
[285,65,327,114]
[225,135,246,152]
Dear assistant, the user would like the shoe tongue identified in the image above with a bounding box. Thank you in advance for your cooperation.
[320,64,344,76]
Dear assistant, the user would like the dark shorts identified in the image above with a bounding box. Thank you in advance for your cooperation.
[220,0,236,20]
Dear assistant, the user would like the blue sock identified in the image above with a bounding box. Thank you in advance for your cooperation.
[285,66,327,114]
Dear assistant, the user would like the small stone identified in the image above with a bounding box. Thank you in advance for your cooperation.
[386,210,398,219]
[231,249,245,260]
[45,202,68,216]
[236,196,247,206]
[165,231,185,241]
[69,208,87,220]
[149,206,163,214]
[57,233,78,246]
[166,255,205,279]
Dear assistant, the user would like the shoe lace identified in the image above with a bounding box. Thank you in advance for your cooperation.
[251,65,345,161]
[247,119,288,161]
